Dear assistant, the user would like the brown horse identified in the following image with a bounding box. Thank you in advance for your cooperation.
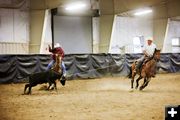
[50,54,63,90]
[128,49,161,90]
[52,54,62,73]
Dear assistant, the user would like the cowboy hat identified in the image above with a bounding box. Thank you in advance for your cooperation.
[54,43,60,48]
[146,37,153,41]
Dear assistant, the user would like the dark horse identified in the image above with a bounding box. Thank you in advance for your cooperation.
[128,49,161,90]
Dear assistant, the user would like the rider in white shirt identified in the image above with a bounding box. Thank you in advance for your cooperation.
[143,41,156,57]
[135,38,157,73]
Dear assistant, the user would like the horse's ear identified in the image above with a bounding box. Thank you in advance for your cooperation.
[157,49,161,51]
[155,48,161,51]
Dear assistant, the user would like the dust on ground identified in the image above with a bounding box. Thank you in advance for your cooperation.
[0,73,180,120]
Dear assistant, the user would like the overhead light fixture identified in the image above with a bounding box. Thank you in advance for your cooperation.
[65,2,86,11]
[134,9,152,16]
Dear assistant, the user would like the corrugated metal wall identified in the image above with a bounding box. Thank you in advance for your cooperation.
[0,3,29,54]
[0,42,29,54]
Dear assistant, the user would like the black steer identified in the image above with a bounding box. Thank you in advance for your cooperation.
[24,70,64,95]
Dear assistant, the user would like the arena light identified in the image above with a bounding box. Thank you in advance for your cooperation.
[65,2,86,11]
[134,9,152,16]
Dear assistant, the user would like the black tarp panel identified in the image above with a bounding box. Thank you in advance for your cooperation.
[0,55,16,83]
[0,55,51,83]
[0,53,179,83]
[108,54,125,75]
[169,53,180,72]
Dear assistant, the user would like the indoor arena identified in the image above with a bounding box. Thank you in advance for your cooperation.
[0,0,180,120]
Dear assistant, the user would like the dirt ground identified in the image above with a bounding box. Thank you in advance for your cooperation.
[0,73,180,120]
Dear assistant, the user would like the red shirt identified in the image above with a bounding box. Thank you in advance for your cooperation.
[49,47,65,60]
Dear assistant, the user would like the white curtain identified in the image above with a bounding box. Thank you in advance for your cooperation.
[40,9,52,54]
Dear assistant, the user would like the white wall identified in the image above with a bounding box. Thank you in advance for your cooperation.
[109,16,153,54]
[54,16,92,54]
[40,10,52,54]
[92,17,100,53]
[0,42,29,54]
[163,19,180,53]
[41,13,100,54]
[0,8,29,54]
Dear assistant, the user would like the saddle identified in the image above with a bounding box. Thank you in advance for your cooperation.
[135,57,152,73]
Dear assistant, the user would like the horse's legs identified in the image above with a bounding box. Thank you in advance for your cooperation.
[139,77,147,91]
[54,80,58,91]
[131,69,136,89]
[131,79,134,89]
[135,76,143,89]
[142,78,151,90]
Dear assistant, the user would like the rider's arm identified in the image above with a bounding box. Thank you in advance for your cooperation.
[143,50,148,56]
[142,45,148,56]
[49,45,56,53]
[48,45,52,52]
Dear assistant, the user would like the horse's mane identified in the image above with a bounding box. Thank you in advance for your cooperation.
[52,54,62,73]
[153,48,157,57]
[148,48,160,61]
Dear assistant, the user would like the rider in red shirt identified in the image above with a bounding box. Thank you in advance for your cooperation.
[49,44,65,61]
[47,43,66,78]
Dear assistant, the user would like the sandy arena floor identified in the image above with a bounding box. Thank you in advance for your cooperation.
[0,73,180,120]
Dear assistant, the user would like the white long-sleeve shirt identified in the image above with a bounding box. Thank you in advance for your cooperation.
[143,43,156,57]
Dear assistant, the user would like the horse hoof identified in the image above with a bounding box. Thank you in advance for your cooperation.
[129,89,134,92]
[152,75,155,78]
[139,87,143,91]
[50,87,54,90]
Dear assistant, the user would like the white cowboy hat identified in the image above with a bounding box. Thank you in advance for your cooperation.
[146,37,153,41]
[54,43,60,48]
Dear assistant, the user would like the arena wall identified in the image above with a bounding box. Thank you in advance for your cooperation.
[0,53,179,83]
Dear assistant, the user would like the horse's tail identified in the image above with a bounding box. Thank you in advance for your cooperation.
[127,66,132,78]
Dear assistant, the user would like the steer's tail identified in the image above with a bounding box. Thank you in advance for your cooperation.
[16,75,29,82]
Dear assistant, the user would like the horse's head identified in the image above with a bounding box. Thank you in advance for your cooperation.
[55,54,62,64]
[53,54,62,73]
[153,48,161,61]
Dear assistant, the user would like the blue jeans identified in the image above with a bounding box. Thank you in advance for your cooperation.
[136,56,145,70]
[46,60,66,76]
